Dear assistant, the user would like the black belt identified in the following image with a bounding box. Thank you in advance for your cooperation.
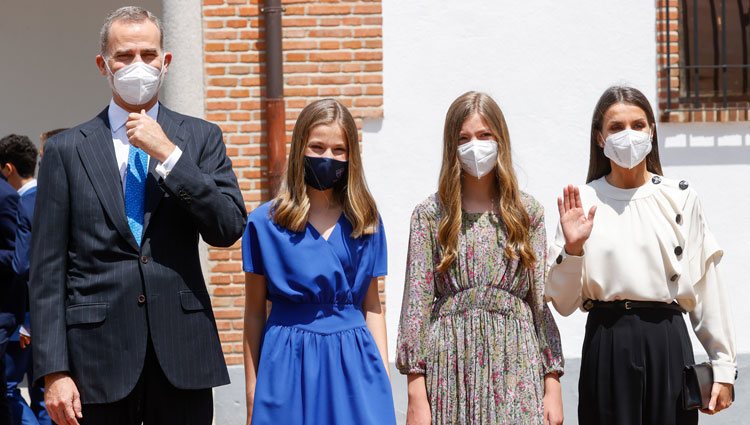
[583,299,686,313]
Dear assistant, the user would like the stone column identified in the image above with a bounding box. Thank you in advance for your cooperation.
[159,0,211,285]
[160,0,205,118]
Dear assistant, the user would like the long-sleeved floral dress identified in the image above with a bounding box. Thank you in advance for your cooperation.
[396,193,564,424]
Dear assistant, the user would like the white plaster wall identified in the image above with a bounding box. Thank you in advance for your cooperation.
[366,0,750,361]
[0,0,161,144]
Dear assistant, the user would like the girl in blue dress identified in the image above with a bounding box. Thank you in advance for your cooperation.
[242,99,396,425]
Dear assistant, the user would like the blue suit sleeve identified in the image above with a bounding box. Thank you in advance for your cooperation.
[0,187,19,278]
[12,199,33,279]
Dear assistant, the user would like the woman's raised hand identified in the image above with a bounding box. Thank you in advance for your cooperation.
[557,184,596,256]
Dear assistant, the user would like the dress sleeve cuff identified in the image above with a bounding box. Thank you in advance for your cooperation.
[398,366,426,375]
[396,357,426,375]
[155,146,183,179]
[541,346,565,378]
[712,362,737,384]
[551,249,584,274]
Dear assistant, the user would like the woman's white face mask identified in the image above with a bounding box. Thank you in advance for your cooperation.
[457,139,498,178]
[602,129,653,169]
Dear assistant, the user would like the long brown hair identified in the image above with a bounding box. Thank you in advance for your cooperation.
[437,91,535,272]
[272,99,379,237]
[587,86,663,183]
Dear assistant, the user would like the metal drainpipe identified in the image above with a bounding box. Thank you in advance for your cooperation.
[262,0,286,199]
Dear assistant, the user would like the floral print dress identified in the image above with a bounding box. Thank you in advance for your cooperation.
[396,193,564,425]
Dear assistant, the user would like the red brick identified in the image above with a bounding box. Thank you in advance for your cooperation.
[237,6,260,16]
[319,40,340,50]
[225,355,243,365]
[353,4,381,14]
[354,27,381,37]
[219,331,243,342]
[208,77,238,87]
[205,42,225,52]
[310,75,353,84]
[206,67,226,76]
[205,30,239,40]
[229,42,251,51]
[205,20,224,29]
[214,286,244,296]
[283,17,317,27]
[308,4,352,15]
[205,53,238,63]
[309,51,352,61]
[285,40,317,50]
[214,308,243,319]
[309,29,353,38]
[229,65,252,74]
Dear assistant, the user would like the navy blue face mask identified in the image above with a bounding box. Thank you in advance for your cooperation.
[303,156,348,191]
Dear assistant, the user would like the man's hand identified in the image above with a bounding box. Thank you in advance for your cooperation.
[125,110,175,162]
[19,334,31,349]
[45,372,83,425]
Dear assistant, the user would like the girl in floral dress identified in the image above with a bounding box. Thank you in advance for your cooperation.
[396,91,564,425]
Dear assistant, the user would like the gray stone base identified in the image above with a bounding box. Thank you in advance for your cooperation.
[211,354,750,424]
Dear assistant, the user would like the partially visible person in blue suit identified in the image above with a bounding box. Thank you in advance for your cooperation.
[0,134,50,425]
[0,148,20,425]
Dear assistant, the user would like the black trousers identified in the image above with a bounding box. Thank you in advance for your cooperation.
[81,341,213,425]
[578,306,698,425]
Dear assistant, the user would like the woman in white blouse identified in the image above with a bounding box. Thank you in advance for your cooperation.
[547,86,735,425]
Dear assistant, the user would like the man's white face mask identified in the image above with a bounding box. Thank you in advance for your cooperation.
[457,139,498,178]
[105,59,165,106]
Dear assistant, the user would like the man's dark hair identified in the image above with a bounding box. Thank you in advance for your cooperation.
[0,134,39,178]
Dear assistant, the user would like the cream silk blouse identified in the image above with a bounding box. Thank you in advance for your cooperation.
[546,175,737,383]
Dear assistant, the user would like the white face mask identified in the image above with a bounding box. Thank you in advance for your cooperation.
[457,139,498,178]
[602,129,653,169]
[105,60,165,106]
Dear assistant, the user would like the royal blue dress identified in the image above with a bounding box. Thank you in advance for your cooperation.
[242,202,396,425]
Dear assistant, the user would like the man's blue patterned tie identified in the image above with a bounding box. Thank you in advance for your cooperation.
[125,145,148,246]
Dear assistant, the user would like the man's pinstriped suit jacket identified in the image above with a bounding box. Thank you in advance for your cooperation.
[29,105,247,404]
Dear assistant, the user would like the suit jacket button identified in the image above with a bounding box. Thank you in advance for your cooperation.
[140,255,150,264]
[137,294,146,305]
[676,214,682,224]
[556,254,563,264]
[671,274,679,282]
[674,246,683,256]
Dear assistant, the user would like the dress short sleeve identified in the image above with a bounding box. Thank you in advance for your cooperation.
[371,218,387,277]
[242,216,265,275]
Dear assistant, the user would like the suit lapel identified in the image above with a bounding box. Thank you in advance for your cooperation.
[76,108,140,252]
[142,106,188,235]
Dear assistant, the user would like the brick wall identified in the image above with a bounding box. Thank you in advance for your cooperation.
[201,0,384,365]
[656,0,750,122]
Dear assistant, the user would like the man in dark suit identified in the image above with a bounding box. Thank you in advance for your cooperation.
[0,174,19,425]
[30,6,246,425]
[0,134,51,425]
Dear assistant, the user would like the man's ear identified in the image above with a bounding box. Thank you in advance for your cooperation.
[162,52,173,74]
[1,163,14,179]
[96,55,108,77]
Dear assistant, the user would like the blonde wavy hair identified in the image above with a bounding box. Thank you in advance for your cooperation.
[272,99,379,238]
[437,91,535,272]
